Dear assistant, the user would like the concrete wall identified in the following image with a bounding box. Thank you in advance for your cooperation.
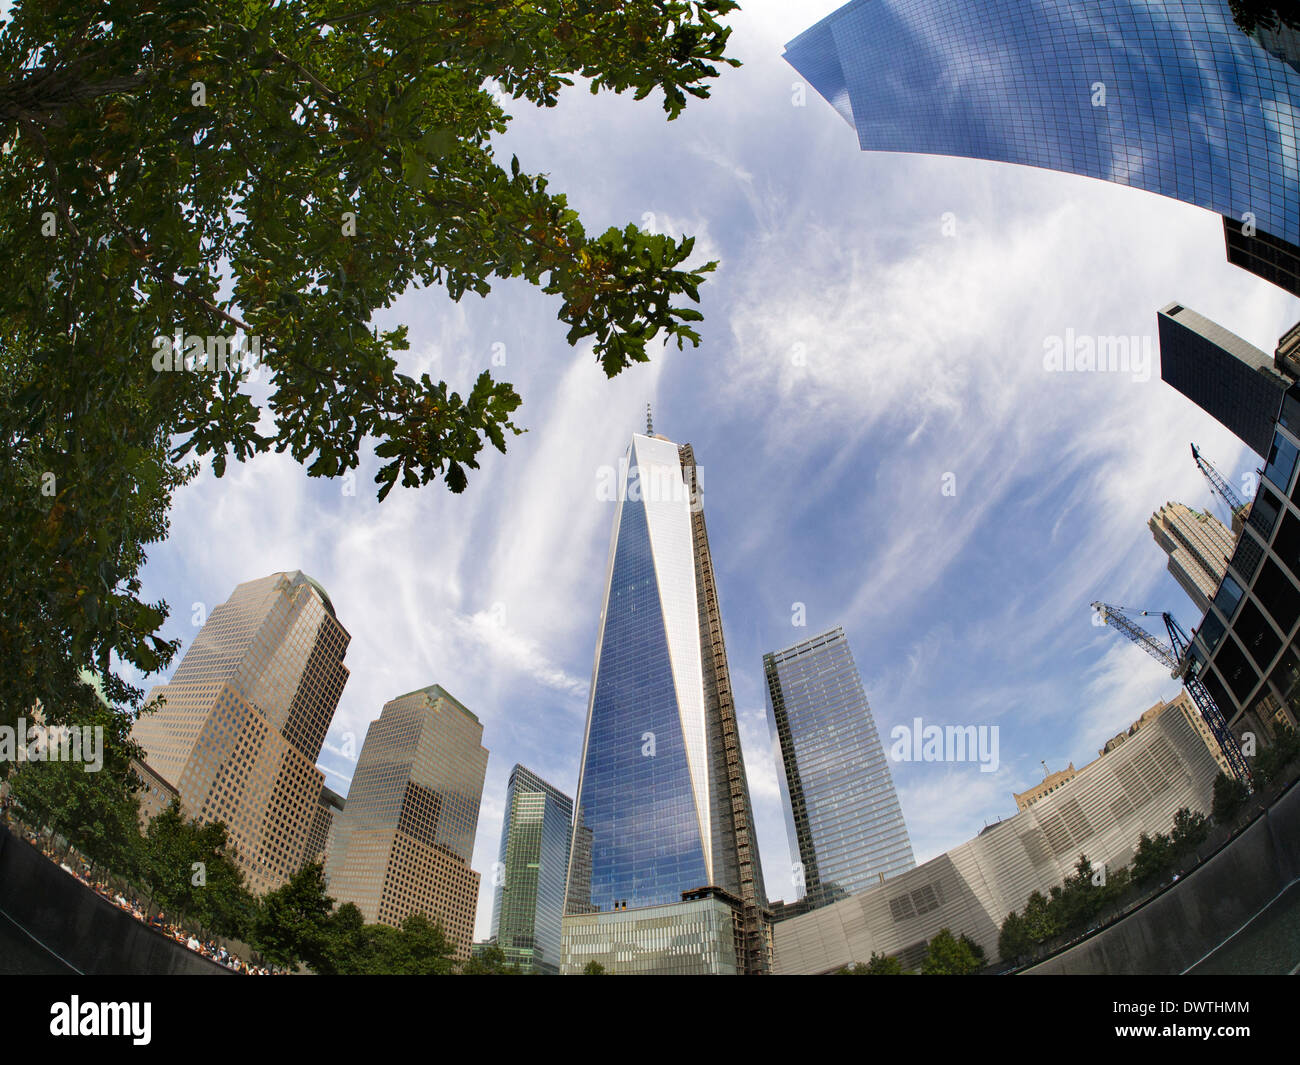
[1024,781,1300,974]
[0,825,231,975]
[773,700,1221,973]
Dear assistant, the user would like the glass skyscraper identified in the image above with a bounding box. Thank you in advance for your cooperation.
[764,626,914,909]
[562,428,770,973]
[490,764,573,975]
[785,1,1300,259]
[1157,302,1294,459]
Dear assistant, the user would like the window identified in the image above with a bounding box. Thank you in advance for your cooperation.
[1249,487,1282,540]
[1264,431,1299,494]
[1198,611,1226,655]
[1212,635,1260,704]
[1231,530,1265,582]
[1280,389,1300,437]
[1214,574,1246,619]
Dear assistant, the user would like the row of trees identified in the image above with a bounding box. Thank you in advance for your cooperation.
[251,862,522,975]
[998,807,1211,965]
[3,725,520,974]
[835,929,986,976]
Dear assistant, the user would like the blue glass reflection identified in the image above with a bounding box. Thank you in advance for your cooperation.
[785,0,1300,247]
[569,496,708,912]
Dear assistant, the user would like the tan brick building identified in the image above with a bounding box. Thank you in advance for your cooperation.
[324,685,488,958]
[132,571,350,895]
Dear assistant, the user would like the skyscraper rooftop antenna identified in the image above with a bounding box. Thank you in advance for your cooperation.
[646,403,654,436]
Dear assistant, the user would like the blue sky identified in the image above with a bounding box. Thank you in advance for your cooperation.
[118,2,1300,939]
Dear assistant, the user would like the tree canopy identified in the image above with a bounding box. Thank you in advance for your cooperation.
[0,0,738,729]
[920,928,985,976]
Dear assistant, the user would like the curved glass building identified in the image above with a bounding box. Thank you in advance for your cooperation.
[785,0,1300,254]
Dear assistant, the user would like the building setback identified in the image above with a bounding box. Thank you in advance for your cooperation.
[303,784,345,866]
[490,764,572,974]
[763,626,914,909]
[1150,502,1237,615]
[133,571,350,896]
[773,695,1224,973]
[784,1,1300,295]
[324,685,488,959]
[562,426,770,974]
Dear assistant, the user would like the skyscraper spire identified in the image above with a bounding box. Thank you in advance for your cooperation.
[646,402,654,436]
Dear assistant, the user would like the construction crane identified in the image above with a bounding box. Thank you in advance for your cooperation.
[1091,602,1252,785]
[1191,443,1248,518]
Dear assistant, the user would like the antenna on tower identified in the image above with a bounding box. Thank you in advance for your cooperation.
[646,403,654,435]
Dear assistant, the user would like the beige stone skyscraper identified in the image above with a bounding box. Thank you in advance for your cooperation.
[1149,502,1236,614]
[133,571,350,895]
[324,685,488,958]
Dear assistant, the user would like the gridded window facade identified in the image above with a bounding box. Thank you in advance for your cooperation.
[490,765,573,974]
[785,1,1300,250]
[324,686,488,959]
[132,571,351,896]
[764,627,915,909]
[1150,502,1238,615]
[560,891,744,975]
[1190,387,1300,744]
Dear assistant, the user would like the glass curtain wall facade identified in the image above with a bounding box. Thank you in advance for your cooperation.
[1157,303,1294,459]
[785,1,1300,254]
[563,430,769,973]
[1188,385,1300,743]
[490,764,573,974]
[134,571,350,895]
[764,626,914,908]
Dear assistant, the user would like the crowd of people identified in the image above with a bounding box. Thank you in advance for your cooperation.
[6,813,284,975]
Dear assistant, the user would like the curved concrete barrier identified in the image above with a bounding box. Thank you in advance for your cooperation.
[1024,781,1300,974]
[0,824,233,975]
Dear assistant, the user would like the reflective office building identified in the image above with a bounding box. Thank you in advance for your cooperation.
[764,626,914,909]
[785,1,1300,291]
[1157,303,1296,460]
[324,685,488,958]
[562,427,770,974]
[1187,384,1300,742]
[490,764,573,974]
[134,571,350,895]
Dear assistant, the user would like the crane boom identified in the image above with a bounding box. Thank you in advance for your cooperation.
[1091,601,1252,785]
[1091,602,1178,672]
[1191,443,1246,515]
